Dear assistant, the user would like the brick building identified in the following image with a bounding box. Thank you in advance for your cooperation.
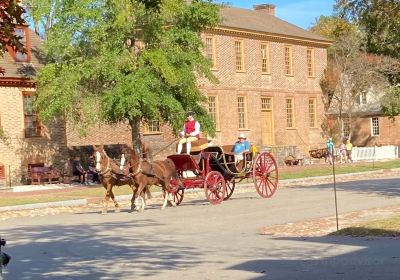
[328,92,400,147]
[0,3,331,184]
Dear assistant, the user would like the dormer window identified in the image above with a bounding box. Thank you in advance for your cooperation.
[359,92,367,105]
[8,26,30,63]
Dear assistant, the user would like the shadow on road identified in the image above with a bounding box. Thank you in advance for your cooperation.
[228,235,400,280]
[291,178,400,197]
[5,218,206,279]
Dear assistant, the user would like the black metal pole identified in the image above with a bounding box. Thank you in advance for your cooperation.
[332,152,339,231]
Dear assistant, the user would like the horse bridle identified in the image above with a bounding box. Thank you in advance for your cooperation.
[95,150,112,176]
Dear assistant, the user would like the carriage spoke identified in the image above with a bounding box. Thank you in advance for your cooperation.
[254,152,279,198]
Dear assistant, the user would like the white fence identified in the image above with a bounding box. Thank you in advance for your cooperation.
[351,145,400,162]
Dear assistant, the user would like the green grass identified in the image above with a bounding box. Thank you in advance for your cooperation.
[278,159,400,180]
[330,215,400,237]
[0,159,399,207]
[0,185,133,207]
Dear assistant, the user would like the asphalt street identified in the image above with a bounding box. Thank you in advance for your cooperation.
[1,176,400,280]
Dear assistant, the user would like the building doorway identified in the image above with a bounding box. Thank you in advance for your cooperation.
[261,97,275,146]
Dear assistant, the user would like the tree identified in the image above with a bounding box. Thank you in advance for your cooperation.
[22,0,61,39]
[35,0,220,155]
[0,0,26,74]
[309,15,357,41]
[335,0,400,59]
[311,18,390,139]
[335,0,400,117]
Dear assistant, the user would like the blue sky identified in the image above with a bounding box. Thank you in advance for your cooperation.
[214,0,336,29]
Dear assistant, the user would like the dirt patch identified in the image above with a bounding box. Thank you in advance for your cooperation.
[259,204,400,237]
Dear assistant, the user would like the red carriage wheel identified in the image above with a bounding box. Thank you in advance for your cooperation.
[170,188,185,205]
[223,178,236,201]
[167,178,185,206]
[204,171,226,205]
[253,151,279,198]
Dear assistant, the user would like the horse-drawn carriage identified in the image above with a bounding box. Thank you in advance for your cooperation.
[93,140,279,213]
[167,143,279,206]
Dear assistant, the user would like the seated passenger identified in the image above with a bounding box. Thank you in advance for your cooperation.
[233,133,250,162]
[72,156,87,184]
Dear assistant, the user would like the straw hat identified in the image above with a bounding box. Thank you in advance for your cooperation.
[238,133,247,139]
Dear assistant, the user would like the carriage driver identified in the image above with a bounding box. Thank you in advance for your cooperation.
[177,111,201,154]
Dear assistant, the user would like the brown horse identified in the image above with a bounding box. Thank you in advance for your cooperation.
[93,145,151,214]
[129,146,179,212]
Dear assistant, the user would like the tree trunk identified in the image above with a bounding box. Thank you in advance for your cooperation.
[129,118,142,156]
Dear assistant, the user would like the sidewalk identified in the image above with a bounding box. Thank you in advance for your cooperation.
[1,167,399,217]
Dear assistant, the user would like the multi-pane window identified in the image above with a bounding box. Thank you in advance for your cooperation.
[208,96,220,130]
[308,98,316,128]
[144,120,161,134]
[360,92,367,104]
[342,117,350,138]
[237,96,248,129]
[261,43,270,74]
[307,48,315,77]
[286,98,294,128]
[23,92,42,138]
[234,40,244,71]
[284,46,293,76]
[15,28,28,62]
[205,37,217,68]
[371,117,380,136]
[261,97,272,111]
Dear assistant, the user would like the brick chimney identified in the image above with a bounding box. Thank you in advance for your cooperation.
[253,4,276,16]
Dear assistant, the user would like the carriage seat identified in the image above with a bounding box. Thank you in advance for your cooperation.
[177,137,209,154]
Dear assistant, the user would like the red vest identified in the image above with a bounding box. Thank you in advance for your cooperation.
[185,119,199,138]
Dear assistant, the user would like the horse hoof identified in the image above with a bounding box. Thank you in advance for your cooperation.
[101,209,107,215]
[115,208,120,213]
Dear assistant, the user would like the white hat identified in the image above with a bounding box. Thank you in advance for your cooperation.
[238,133,246,139]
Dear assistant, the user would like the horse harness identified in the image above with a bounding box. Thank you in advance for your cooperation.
[130,158,167,183]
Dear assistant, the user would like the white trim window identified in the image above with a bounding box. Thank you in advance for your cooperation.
[359,92,367,105]
[371,117,380,136]
[342,117,350,138]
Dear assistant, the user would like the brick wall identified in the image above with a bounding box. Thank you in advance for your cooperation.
[199,31,328,156]
[0,86,69,185]
[352,116,400,146]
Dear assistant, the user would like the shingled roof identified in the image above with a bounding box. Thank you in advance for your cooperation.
[218,5,331,44]
[0,29,44,82]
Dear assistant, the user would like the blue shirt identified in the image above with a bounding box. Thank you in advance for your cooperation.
[233,140,250,154]
[326,140,334,152]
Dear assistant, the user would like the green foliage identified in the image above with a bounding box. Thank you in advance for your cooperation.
[335,0,400,59]
[335,0,400,116]
[382,86,400,117]
[0,0,26,74]
[36,0,220,144]
[309,15,357,41]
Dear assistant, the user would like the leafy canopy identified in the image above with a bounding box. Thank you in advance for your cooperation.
[335,0,400,116]
[0,0,26,74]
[36,0,220,143]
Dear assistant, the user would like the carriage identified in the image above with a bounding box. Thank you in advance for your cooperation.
[167,142,279,206]
[309,147,328,159]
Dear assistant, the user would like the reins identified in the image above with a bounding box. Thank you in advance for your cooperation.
[151,138,179,158]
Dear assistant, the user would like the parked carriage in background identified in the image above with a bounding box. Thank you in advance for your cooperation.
[167,141,279,205]
[309,147,329,161]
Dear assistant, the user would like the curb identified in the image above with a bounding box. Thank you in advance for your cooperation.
[1,168,399,213]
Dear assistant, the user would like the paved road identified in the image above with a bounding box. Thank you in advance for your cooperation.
[1,177,400,280]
